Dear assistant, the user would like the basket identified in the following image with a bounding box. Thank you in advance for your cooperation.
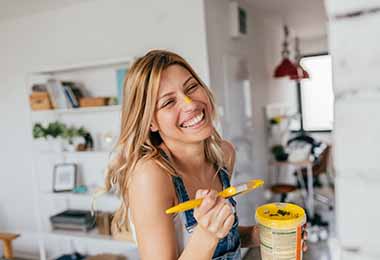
[29,92,53,110]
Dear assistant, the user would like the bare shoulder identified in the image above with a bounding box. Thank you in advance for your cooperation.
[128,159,174,203]
[221,140,236,175]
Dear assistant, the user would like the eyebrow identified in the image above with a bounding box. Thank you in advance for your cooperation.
[158,76,194,102]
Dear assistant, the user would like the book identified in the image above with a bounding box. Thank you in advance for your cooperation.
[63,86,79,108]
[62,81,84,105]
[50,209,95,225]
[46,79,70,109]
[51,222,95,232]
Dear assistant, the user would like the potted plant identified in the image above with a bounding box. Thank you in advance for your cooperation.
[32,121,65,152]
[61,126,89,152]
[33,122,93,152]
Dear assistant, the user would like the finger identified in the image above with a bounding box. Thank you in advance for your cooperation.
[218,214,235,238]
[197,190,218,216]
[302,241,308,252]
[208,200,233,233]
[302,230,308,241]
[195,189,208,199]
[213,202,233,228]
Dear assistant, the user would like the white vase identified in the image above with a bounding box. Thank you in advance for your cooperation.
[47,136,63,153]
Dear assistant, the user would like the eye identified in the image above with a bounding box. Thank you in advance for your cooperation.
[161,98,175,108]
[186,83,199,94]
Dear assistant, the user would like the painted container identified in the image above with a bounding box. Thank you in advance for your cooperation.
[255,203,306,260]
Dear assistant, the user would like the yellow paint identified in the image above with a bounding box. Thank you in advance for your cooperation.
[255,203,306,229]
[184,96,192,104]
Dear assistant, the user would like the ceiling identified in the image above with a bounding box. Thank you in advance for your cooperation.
[0,0,327,39]
[248,0,328,39]
[0,0,88,22]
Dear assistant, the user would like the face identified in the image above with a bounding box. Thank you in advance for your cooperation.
[151,65,214,145]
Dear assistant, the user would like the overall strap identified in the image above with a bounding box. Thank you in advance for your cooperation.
[159,148,197,231]
[218,167,237,207]
[171,175,197,231]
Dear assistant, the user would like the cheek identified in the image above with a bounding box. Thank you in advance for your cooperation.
[156,110,179,130]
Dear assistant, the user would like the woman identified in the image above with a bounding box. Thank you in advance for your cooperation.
[105,50,277,259]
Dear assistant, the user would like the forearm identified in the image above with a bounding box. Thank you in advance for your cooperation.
[179,226,218,260]
[238,225,260,248]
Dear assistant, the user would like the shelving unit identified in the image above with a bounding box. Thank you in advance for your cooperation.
[31,105,122,115]
[27,58,138,260]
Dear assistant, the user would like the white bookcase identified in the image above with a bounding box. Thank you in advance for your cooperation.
[26,58,139,260]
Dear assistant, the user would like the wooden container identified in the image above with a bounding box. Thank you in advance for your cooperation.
[96,212,112,236]
[29,92,53,110]
[79,97,107,107]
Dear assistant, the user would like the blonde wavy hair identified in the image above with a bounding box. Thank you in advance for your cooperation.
[105,50,225,234]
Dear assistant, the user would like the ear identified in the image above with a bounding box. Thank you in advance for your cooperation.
[150,122,159,132]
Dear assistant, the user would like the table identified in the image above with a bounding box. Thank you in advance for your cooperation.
[269,160,315,219]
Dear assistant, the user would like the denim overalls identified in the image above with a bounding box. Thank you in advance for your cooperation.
[172,167,241,259]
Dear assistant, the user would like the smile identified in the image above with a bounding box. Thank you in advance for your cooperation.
[181,111,205,128]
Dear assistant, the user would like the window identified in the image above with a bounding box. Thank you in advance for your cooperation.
[300,54,334,131]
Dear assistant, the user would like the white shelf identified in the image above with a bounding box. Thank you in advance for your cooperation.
[38,150,112,156]
[44,191,119,200]
[31,105,121,115]
[48,229,133,244]
[33,56,132,75]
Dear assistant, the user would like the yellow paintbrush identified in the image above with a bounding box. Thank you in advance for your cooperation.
[165,179,264,214]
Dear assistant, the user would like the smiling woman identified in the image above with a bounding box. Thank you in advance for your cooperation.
[104,50,259,260]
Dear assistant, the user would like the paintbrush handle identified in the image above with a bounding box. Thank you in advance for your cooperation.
[165,198,203,214]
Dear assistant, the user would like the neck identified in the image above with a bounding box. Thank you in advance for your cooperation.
[162,140,209,177]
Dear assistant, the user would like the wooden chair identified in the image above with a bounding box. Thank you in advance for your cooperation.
[0,233,20,259]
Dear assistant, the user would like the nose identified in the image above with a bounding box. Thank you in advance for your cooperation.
[184,96,192,104]
[180,94,196,112]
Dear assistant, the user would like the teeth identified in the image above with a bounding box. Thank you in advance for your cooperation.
[182,112,204,128]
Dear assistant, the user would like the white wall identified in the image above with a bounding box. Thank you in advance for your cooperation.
[301,35,329,55]
[204,0,295,225]
[0,0,209,257]
[326,0,380,258]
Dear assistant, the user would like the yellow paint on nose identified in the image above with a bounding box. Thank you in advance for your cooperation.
[184,96,192,104]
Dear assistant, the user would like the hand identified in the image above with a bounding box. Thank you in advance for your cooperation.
[193,189,235,241]
[302,224,308,252]
[241,224,308,250]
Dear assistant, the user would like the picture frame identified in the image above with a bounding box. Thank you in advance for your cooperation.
[53,163,77,192]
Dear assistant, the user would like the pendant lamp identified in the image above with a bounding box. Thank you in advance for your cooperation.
[290,37,310,80]
[274,26,298,78]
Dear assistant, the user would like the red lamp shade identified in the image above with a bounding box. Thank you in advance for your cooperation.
[290,65,310,80]
[273,58,298,78]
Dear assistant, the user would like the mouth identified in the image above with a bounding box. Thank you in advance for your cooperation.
[180,110,206,129]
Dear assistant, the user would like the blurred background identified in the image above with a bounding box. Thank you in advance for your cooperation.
[0,0,378,259]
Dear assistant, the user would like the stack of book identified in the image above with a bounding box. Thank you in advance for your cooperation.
[46,79,84,109]
[50,209,96,232]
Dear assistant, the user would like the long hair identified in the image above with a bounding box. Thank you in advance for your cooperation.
[105,49,225,234]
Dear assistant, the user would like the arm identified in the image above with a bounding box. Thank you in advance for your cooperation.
[129,160,232,260]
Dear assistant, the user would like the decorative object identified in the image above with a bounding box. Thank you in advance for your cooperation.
[229,1,247,38]
[98,131,116,151]
[79,97,108,107]
[273,26,298,78]
[53,163,77,192]
[29,91,53,110]
[116,68,128,104]
[96,211,112,235]
[290,37,310,80]
[271,145,289,161]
